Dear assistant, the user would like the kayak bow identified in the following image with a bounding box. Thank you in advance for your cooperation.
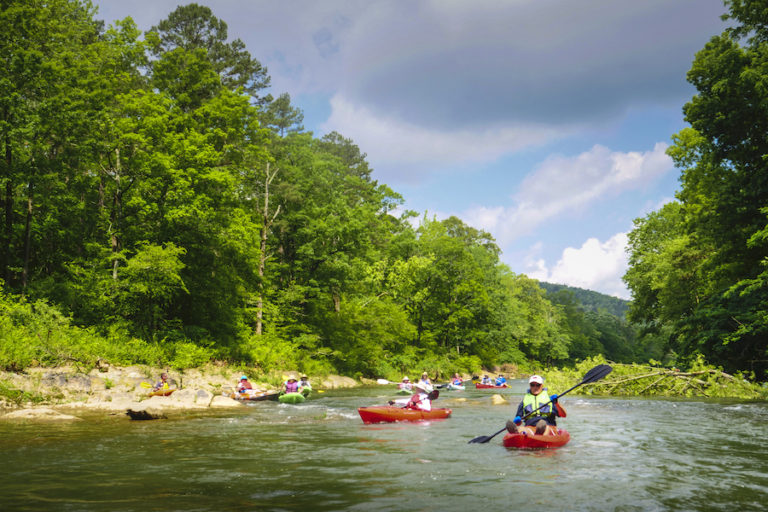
[502,426,570,449]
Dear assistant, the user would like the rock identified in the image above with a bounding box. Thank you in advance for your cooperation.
[195,389,213,404]
[2,407,81,421]
[319,375,357,389]
[126,409,166,420]
[490,394,508,406]
[209,396,241,408]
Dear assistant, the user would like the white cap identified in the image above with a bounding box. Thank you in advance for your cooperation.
[529,375,544,384]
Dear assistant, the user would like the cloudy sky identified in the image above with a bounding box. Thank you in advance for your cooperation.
[93,0,729,299]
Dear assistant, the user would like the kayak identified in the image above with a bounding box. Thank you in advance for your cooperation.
[148,388,176,397]
[279,392,306,404]
[229,391,280,402]
[475,383,508,389]
[502,426,570,449]
[358,406,452,424]
[396,388,413,395]
[446,384,465,391]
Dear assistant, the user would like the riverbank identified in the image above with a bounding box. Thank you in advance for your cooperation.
[0,364,359,422]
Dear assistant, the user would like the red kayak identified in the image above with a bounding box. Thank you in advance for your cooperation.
[502,426,570,449]
[475,383,508,389]
[358,406,452,424]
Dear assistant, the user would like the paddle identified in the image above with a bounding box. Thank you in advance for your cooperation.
[468,364,613,444]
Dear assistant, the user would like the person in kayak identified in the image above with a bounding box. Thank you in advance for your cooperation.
[451,373,463,386]
[284,377,299,394]
[298,375,312,396]
[419,372,432,387]
[480,374,492,385]
[406,382,433,411]
[495,374,507,386]
[153,372,170,391]
[398,376,413,390]
[507,374,565,435]
[237,375,253,392]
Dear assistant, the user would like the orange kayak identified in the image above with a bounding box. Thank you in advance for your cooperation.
[502,426,570,449]
[148,388,176,397]
[358,406,452,424]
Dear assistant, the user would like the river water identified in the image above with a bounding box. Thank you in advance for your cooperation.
[1,380,767,511]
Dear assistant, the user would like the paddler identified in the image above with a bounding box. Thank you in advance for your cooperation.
[398,376,412,390]
[406,382,434,411]
[451,373,463,386]
[284,377,299,394]
[418,372,432,387]
[495,374,507,386]
[507,374,565,435]
[480,374,492,385]
[298,375,312,396]
[152,372,170,391]
[237,375,253,392]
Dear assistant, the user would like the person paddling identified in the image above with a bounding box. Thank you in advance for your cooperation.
[450,373,463,386]
[153,372,170,391]
[298,375,312,396]
[418,372,432,387]
[284,377,299,394]
[237,375,253,392]
[406,382,433,411]
[398,376,413,391]
[480,374,492,385]
[507,374,565,435]
[495,374,507,386]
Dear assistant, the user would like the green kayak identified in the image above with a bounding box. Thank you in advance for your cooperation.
[279,392,306,404]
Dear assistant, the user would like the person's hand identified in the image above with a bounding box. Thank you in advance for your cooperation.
[513,415,522,425]
[388,400,395,405]
[550,394,558,403]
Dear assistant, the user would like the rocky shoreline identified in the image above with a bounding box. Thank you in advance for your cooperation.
[0,365,359,422]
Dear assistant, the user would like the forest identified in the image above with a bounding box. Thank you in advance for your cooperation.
[1,0,765,382]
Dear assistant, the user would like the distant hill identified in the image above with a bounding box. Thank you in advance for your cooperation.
[538,282,630,318]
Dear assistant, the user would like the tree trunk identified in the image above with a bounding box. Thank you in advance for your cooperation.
[256,162,280,335]
[2,121,12,286]
[21,178,33,294]
[110,148,121,280]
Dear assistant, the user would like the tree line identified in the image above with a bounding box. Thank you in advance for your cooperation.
[2,0,759,381]
[623,0,768,381]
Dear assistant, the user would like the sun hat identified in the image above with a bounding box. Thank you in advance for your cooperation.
[529,375,544,385]
[413,382,433,393]
[402,376,410,381]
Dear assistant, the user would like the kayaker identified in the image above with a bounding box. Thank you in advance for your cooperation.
[152,372,170,391]
[451,373,463,386]
[298,375,312,396]
[284,377,299,394]
[507,374,565,435]
[419,372,432,387]
[480,374,492,385]
[495,374,507,386]
[398,377,412,390]
[406,382,433,411]
[237,375,253,392]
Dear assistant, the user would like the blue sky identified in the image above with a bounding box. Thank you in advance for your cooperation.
[93,0,729,299]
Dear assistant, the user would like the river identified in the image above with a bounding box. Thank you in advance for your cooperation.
[1,380,767,511]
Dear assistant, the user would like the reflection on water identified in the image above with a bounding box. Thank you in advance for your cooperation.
[1,383,767,511]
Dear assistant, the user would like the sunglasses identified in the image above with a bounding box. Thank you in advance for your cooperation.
[530,383,542,387]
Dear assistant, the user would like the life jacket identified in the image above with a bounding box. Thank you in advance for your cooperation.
[285,381,299,393]
[522,388,552,417]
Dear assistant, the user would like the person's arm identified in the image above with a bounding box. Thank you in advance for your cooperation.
[515,401,524,418]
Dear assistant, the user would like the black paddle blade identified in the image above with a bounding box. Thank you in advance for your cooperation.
[581,364,613,384]
[468,426,507,444]
[428,389,440,400]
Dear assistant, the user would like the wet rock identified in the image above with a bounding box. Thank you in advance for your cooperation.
[126,409,166,420]
[2,407,81,421]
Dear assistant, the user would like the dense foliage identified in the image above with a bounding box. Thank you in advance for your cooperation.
[623,0,768,381]
[0,0,616,378]
[2,1,765,386]
[538,282,629,317]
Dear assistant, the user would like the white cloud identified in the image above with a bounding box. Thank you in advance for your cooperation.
[528,233,631,299]
[320,95,564,181]
[462,143,674,244]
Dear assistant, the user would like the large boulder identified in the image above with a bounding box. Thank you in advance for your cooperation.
[2,407,81,421]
